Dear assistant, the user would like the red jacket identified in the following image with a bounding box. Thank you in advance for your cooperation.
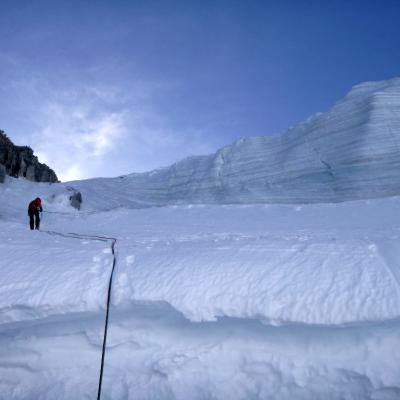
[28,198,43,215]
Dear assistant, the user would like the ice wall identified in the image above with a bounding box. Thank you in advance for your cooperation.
[72,77,400,207]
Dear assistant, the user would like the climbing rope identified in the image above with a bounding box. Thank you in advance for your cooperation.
[44,228,117,400]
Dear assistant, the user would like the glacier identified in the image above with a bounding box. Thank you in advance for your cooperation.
[1,77,400,399]
[69,77,400,208]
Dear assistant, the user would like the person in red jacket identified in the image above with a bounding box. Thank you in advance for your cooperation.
[28,197,43,230]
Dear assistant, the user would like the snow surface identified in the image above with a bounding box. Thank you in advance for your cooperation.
[1,176,400,399]
[1,77,400,399]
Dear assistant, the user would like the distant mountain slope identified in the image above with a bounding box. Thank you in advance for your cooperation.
[71,77,400,208]
[0,130,58,183]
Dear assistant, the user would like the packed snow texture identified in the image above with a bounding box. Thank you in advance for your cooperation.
[1,176,400,399]
[67,78,400,207]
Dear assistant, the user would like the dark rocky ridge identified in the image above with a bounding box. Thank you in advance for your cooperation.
[0,130,58,183]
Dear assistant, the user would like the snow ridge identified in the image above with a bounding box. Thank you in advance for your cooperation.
[69,77,400,209]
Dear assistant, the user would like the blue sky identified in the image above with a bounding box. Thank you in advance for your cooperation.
[0,0,399,181]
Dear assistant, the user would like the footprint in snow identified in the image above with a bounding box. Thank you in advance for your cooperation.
[125,255,135,265]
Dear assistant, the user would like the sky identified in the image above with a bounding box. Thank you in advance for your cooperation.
[0,0,399,181]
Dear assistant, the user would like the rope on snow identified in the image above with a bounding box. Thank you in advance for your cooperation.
[44,229,117,400]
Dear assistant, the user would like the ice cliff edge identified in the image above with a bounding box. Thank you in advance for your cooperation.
[72,77,400,206]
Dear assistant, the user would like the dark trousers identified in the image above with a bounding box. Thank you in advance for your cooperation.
[29,211,40,230]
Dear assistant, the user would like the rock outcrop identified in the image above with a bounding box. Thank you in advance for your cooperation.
[67,187,83,210]
[0,164,5,184]
[0,131,58,183]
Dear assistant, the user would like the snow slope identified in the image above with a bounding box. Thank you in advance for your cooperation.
[1,176,400,399]
[1,77,400,399]
[68,77,400,208]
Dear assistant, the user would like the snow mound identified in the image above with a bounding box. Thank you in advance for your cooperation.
[3,177,400,327]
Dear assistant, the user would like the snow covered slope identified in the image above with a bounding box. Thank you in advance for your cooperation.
[1,77,400,399]
[1,177,400,399]
[69,77,400,208]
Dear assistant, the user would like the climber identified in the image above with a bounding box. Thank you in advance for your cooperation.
[28,197,43,230]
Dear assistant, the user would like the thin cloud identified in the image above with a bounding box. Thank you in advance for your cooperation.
[0,57,225,181]
[34,100,127,181]
[81,114,125,157]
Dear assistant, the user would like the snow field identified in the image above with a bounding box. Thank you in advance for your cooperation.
[1,177,400,398]
[0,224,112,324]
